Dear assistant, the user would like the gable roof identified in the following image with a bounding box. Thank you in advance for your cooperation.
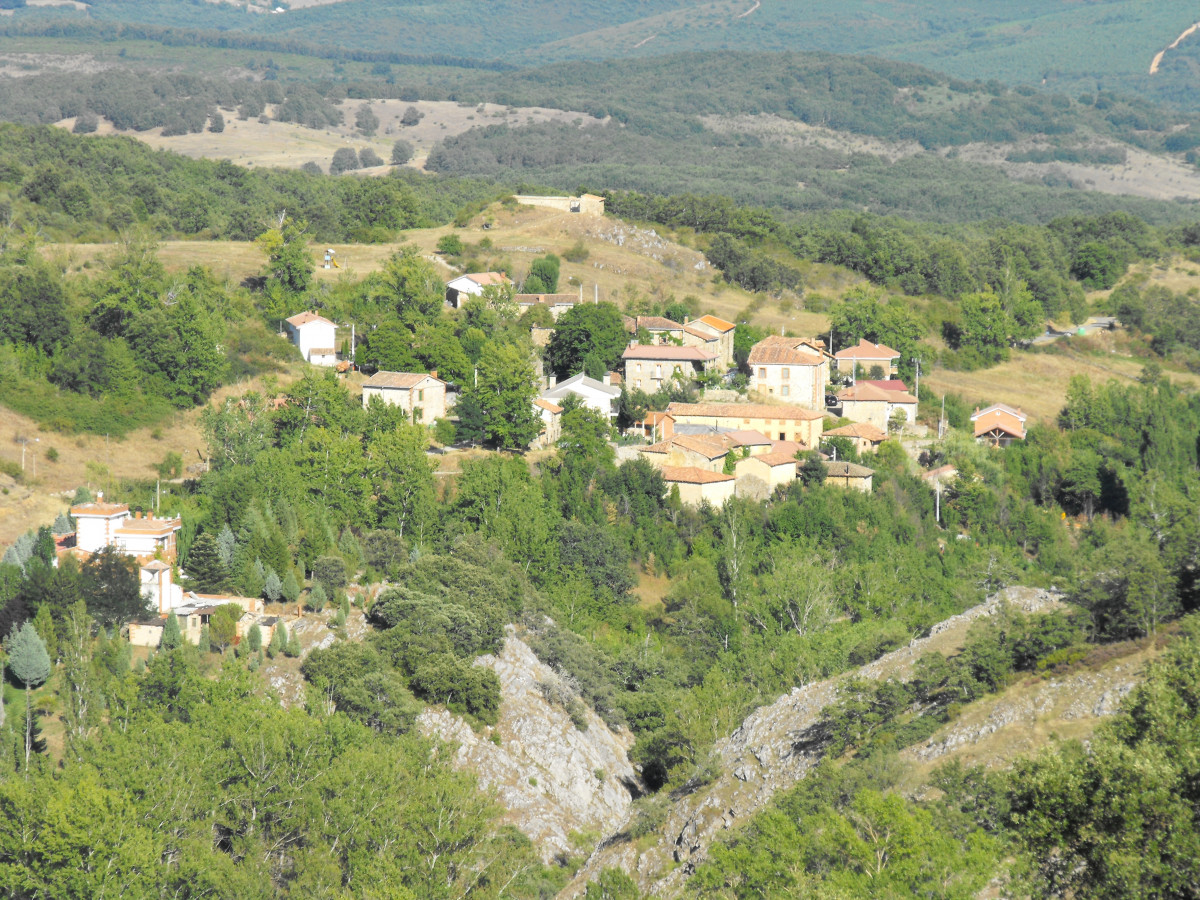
[285,311,334,328]
[826,461,875,478]
[660,466,735,485]
[534,398,563,414]
[455,272,509,288]
[837,383,917,404]
[635,316,685,331]
[863,379,910,392]
[970,403,1027,423]
[644,434,739,460]
[515,293,579,306]
[748,336,825,366]
[641,411,675,427]
[695,314,736,333]
[363,371,443,390]
[755,450,800,467]
[543,372,621,399]
[683,325,720,341]
[667,402,825,422]
[621,345,717,362]
[834,339,901,361]
[724,429,772,446]
[71,502,129,517]
[971,404,1027,439]
[825,422,889,442]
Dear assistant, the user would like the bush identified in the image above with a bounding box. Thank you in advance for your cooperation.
[391,139,414,165]
[436,234,464,255]
[330,147,360,175]
[562,240,590,263]
[358,148,384,168]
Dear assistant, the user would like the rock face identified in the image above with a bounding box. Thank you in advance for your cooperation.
[563,587,1067,898]
[419,628,641,862]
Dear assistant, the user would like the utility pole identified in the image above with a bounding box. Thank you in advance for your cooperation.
[913,356,920,398]
[939,394,946,439]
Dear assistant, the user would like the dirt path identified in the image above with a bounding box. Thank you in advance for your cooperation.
[1150,21,1200,74]
[736,0,760,18]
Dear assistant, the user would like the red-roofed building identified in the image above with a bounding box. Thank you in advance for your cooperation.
[445,272,511,308]
[971,403,1027,447]
[660,466,736,507]
[360,371,446,423]
[622,344,717,391]
[747,336,830,409]
[836,382,918,431]
[834,339,901,375]
[687,314,737,367]
[284,311,337,366]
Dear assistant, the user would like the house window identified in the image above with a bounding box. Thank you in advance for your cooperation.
[413,407,424,423]
[417,389,424,402]
[779,432,786,440]
[781,367,790,380]
[758,367,766,379]
[637,363,642,373]
[781,385,790,397]
[655,365,662,379]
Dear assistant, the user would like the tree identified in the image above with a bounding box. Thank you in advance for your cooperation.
[355,103,379,136]
[257,216,313,301]
[208,603,241,655]
[381,244,444,325]
[370,425,437,540]
[308,581,328,612]
[391,139,414,165]
[161,609,183,650]
[81,546,148,628]
[60,601,101,753]
[358,147,384,168]
[282,570,301,604]
[186,532,230,593]
[400,105,422,126]
[330,147,361,175]
[247,624,262,653]
[546,302,628,377]
[956,290,1011,363]
[209,111,225,133]
[267,622,286,658]
[436,234,464,256]
[455,391,487,446]
[466,342,541,449]
[263,569,283,602]
[1071,241,1125,290]
[528,255,560,293]
[7,621,50,769]
[312,555,348,595]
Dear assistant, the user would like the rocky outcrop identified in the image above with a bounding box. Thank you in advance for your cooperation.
[563,587,1065,897]
[420,628,641,863]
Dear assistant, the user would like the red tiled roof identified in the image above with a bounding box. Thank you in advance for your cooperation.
[838,383,917,404]
[683,325,719,341]
[825,422,889,441]
[695,314,736,333]
[755,450,800,467]
[748,337,824,366]
[863,379,910,392]
[363,371,442,389]
[667,402,825,421]
[636,316,685,331]
[622,345,716,362]
[71,502,129,516]
[285,311,334,327]
[534,398,563,414]
[660,466,735,485]
[834,339,900,361]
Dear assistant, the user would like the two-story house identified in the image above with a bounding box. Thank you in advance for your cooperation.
[361,371,447,423]
[622,345,717,391]
[284,311,337,366]
[747,336,829,409]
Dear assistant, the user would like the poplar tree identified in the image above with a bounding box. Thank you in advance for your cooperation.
[7,621,50,770]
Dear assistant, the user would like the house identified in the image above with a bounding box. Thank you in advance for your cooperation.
[629,316,687,343]
[638,411,676,442]
[834,339,901,375]
[824,421,889,455]
[140,559,184,614]
[130,596,280,649]
[835,382,918,432]
[666,402,825,448]
[284,311,337,366]
[824,461,875,492]
[862,379,910,393]
[681,325,725,364]
[361,371,447,423]
[622,345,717,391]
[660,466,736,507]
[747,336,830,408]
[971,403,1027,447]
[515,293,581,320]
[735,451,798,491]
[445,272,510,308]
[687,314,737,368]
[72,501,182,562]
[531,398,563,449]
[921,464,958,488]
[639,433,743,473]
[541,372,622,419]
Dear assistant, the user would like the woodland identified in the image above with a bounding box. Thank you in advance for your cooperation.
[2,4,1200,894]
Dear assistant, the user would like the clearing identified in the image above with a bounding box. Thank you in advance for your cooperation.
[56,100,600,173]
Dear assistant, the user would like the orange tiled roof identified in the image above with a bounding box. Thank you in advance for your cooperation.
[285,311,334,327]
[622,345,716,362]
[660,466,735,485]
[363,371,442,389]
[695,314,736,333]
[825,422,889,442]
[667,402,825,421]
[755,450,800,467]
[635,316,685,331]
[534,398,563,414]
[837,383,917,404]
[834,338,900,360]
[748,338,824,366]
[71,502,129,516]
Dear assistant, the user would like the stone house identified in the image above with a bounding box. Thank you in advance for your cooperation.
[686,315,736,368]
[531,398,563,449]
[824,461,875,492]
[823,421,889,454]
[836,382,917,431]
[735,451,798,491]
[747,336,830,408]
[660,466,736,508]
[622,345,718,391]
[665,402,825,447]
[361,371,447,424]
[834,339,901,375]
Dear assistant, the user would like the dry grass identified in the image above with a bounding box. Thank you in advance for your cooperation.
[57,99,596,173]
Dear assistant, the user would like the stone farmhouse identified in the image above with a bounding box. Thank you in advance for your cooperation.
[747,335,830,409]
[361,371,447,423]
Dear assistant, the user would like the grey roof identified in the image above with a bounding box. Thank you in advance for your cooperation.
[542,372,620,400]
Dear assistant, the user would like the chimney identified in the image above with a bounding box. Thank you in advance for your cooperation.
[430,369,438,379]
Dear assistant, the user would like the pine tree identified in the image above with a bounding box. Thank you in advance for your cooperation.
[267,623,286,658]
[161,611,182,650]
[51,512,73,535]
[7,621,51,770]
[307,581,328,612]
[216,524,237,570]
[285,630,302,658]
[263,568,283,602]
[31,605,57,663]
[186,533,229,593]
[197,624,211,654]
[247,624,262,653]
[282,570,301,604]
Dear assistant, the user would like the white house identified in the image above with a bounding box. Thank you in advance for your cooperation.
[445,272,511,308]
[361,371,448,423]
[284,311,337,366]
[541,372,621,419]
[71,501,182,561]
[836,382,918,431]
[747,336,830,409]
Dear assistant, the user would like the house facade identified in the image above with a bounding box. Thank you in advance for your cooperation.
[639,433,741,473]
[971,403,1027,447]
[824,421,889,454]
[515,293,582,320]
[836,382,918,431]
[834,339,901,375]
[622,345,717,391]
[445,272,510,308]
[687,315,736,368]
[825,461,875,492]
[284,311,338,366]
[747,336,829,409]
[361,372,447,423]
[531,398,563,449]
[541,372,622,419]
[660,466,736,507]
[735,451,798,491]
[666,402,825,448]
